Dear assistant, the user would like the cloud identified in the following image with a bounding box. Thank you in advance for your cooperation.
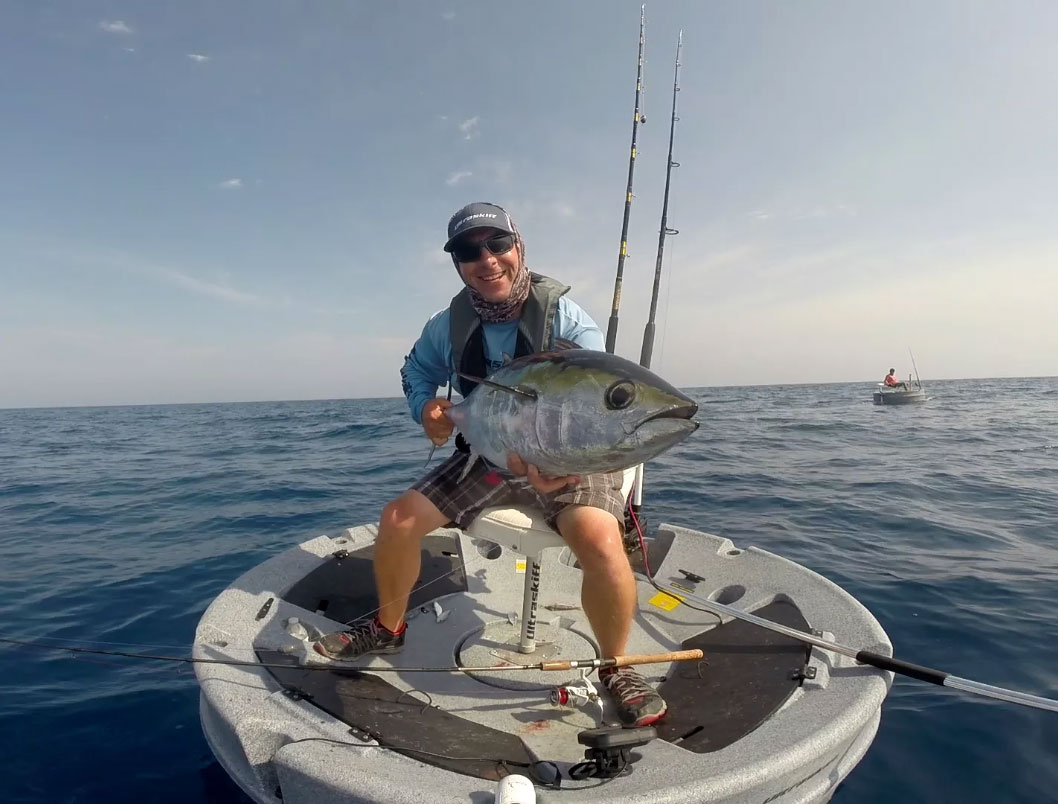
[484,158,513,184]
[218,178,243,189]
[458,117,480,140]
[554,202,576,219]
[187,53,210,63]
[751,203,856,222]
[442,10,456,21]
[154,266,265,305]
[99,20,134,35]
[0,234,268,308]
[446,170,472,186]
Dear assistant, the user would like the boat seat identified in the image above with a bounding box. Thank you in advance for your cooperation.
[465,466,638,654]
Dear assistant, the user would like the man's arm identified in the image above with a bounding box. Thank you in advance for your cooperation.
[554,296,605,350]
[400,311,453,424]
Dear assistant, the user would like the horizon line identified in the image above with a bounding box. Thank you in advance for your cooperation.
[2,374,1054,412]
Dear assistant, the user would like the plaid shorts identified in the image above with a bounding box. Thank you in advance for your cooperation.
[412,453,626,530]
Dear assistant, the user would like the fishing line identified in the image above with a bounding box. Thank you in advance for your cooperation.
[0,636,701,675]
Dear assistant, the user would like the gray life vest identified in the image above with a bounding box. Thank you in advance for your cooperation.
[448,272,570,397]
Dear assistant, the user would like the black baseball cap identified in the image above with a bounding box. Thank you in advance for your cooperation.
[443,202,517,252]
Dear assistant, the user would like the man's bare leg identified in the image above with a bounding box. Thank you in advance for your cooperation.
[375,489,450,631]
[554,504,635,657]
[315,489,448,659]
[555,503,666,726]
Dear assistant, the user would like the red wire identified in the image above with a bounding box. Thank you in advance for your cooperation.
[627,481,653,580]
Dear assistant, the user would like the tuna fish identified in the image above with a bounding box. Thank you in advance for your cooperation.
[445,349,698,478]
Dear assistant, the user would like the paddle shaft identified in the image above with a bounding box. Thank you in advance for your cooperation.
[659,584,1058,713]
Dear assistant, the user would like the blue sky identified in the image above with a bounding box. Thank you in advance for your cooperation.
[2,1,1056,407]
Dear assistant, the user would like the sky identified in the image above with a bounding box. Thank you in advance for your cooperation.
[2,1,1056,408]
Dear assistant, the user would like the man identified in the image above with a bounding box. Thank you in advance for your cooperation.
[884,368,903,388]
[315,202,666,727]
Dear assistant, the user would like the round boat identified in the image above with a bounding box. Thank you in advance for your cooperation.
[873,382,927,405]
[195,504,893,803]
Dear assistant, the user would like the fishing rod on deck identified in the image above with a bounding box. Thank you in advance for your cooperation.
[0,636,702,675]
[604,5,647,356]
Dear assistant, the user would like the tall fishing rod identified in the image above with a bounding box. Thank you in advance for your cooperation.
[653,582,1058,713]
[628,31,682,522]
[640,30,682,370]
[604,5,647,355]
[908,347,922,389]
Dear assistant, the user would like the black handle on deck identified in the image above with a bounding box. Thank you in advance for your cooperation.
[855,650,948,685]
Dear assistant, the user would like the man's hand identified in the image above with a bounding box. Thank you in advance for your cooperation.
[507,452,579,494]
[422,398,454,446]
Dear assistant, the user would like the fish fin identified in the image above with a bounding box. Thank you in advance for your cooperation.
[456,451,480,483]
[423,443,437,468]
[553,337,580,351]
[453,370,537,400]
[501,352,514,365]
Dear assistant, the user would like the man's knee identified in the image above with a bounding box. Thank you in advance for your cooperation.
[557,506,627,569]
[379,491,445,541]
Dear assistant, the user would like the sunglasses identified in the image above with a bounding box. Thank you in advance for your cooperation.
[451,233,517,263]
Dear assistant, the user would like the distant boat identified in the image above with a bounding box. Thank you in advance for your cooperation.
[874,350,928,405]
[873,380,927,405]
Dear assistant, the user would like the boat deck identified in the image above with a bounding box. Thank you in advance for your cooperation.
[195,524,892,803]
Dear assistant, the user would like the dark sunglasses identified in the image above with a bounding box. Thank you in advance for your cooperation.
[451,233,517,263]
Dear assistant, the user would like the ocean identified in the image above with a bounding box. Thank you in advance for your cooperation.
[1,377,1056,803]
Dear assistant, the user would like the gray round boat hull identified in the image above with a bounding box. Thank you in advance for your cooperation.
[195,522,892,803]
[873,384,927,405]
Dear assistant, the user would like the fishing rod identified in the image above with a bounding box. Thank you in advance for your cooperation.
[627,31,683,523]
[908,347,922,389]
[652,584,1058,713]
[640,30,682,371]
[0,636,702,675]
[604,5,647,356]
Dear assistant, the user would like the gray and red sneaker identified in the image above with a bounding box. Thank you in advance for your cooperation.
[600,667,667,727]
[313,618,405,661]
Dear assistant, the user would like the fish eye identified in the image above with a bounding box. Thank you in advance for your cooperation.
[605,380,636,410]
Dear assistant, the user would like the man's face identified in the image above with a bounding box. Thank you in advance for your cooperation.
[454,227,521,303]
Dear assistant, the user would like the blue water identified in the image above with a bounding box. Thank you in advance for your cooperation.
[2,378,1056,803]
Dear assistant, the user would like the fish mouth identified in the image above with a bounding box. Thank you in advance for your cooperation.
[626,402,699,442]
[636,401,699,429]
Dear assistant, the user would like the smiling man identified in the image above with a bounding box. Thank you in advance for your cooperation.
[314,202,668,728]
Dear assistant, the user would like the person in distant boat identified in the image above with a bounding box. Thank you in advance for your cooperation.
[314,202,666,727]
[883,369,904,388]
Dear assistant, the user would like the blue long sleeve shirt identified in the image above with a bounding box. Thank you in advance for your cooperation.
[400,296,605,424]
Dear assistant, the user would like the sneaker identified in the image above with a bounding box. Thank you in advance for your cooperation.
[600,667,667,727]
[313,617,405,661]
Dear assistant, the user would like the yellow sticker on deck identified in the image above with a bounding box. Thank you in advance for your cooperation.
[516,558,526,574]
[649,591,684,611]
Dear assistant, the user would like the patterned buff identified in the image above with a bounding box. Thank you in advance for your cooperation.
[467,263,532,323]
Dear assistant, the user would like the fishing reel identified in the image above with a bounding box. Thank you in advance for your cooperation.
[548,669,603,719]
[568,726,657,780]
